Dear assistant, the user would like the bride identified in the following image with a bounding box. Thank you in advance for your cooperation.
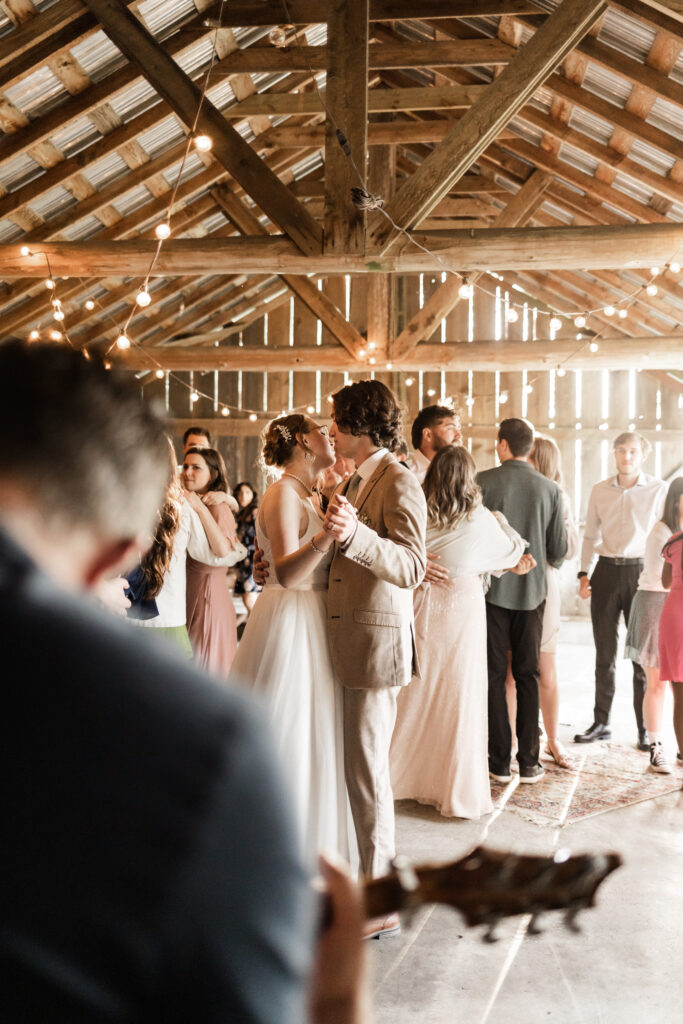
[231,413,353,865]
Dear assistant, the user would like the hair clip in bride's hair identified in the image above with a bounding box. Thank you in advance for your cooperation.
[276,423,292,442]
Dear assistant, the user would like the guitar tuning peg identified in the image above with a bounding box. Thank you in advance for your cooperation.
[564,906,582,933]
[528,912,544,936]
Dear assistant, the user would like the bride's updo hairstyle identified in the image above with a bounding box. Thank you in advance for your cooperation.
[262,413,307,467]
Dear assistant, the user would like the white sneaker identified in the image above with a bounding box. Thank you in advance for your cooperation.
[649,742,672,774]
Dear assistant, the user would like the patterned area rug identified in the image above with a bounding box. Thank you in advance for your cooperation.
[489,743,682,826]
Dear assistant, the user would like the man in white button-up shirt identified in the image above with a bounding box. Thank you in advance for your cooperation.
[575,432,666,748]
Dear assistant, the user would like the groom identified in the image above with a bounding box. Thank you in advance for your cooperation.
[324,381,426,899]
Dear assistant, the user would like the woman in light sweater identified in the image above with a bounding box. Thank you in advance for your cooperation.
[390,446,530,819]
[625,476,683,773]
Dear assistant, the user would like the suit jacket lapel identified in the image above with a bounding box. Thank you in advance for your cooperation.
[354,453,394,514]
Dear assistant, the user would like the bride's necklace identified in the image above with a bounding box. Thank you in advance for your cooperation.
[283,472,313,495]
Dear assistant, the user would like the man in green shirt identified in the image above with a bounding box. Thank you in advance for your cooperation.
[477,419,568,784]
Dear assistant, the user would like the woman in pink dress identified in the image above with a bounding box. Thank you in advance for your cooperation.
[182,446,245,677]
[659,530,683,760]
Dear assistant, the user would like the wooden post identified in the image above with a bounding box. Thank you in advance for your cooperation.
[324,0,369,254]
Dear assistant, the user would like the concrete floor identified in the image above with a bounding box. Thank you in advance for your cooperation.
[371,620,683,1024]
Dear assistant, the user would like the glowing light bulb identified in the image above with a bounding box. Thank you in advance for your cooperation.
[369,357,376,365]
[557,368,566,377]
[575,421,582,429]
[386,362,392,370]
[670,262,680,274]
[576,333,583,341]
[155,222,171,240]
[458,281,472,300]
[358,349,366,358]
[20,245,30,256]
[604,305,615,317]
[589,341,599,352]
[45,278,55,290]
[525,384,533,395]
[85,299,95,311]
[548,421,555,429]
[646,283,658,296]
[506,308,519,323]
[268,25,287,47]
[28,329,39,341]
[549,317,563,332]
[136,288,151,307]
[618,308,628,319]
[155,369,165,379]
[574,316,586,328]
[599,422,609,431]
[306,405,315,413]
[53,310,65,321]
[650,266,660,277]
[499,391,508,404]
[466,396,475,407]
[629,421,636,429]
[248,412,258,422]
[194,134,213,152]
[221,407,230,416]
[116,333,131,349]
[189,391,199,402]
[49,330,62,341]
[368,342,376,351]
[405,377,414,387]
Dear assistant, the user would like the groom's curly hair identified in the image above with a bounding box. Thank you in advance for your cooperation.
[332,380,403,451]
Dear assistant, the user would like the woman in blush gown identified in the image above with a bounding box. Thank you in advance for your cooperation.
[182,447,246,678]
[231,414,353,866]
[390,446,527,819]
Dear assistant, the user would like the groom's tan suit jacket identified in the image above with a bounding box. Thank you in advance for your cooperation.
[327,452,427,689]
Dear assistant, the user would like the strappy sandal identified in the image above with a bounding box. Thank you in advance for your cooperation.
[545,743,574,770]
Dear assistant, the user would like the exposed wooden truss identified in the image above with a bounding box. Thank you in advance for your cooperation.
[0,0,680,383]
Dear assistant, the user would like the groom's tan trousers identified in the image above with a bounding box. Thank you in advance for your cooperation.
[343,685,400,879]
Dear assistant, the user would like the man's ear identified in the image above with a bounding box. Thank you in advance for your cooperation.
[82,537,140,589]
[422,427,432,448]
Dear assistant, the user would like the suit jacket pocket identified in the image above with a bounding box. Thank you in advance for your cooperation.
[353,609,401,628]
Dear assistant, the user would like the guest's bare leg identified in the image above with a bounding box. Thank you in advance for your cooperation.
[671,683,683,763]
[540,651,572,768]
[642,666,667,736]
[504,653,516,748]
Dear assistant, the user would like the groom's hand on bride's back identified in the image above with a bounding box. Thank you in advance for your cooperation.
[252,546,270,585]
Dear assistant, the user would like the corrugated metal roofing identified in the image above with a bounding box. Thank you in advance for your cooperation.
[0,0,677,344]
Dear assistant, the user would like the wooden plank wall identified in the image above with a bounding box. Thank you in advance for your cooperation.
[149,274,683,518]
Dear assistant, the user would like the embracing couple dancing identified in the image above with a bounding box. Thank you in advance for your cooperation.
[231,380,426,933]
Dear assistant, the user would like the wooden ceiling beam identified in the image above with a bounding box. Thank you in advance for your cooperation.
[227,84,486,117]
[211,184,366,358]
[113,334,683,373]
[206,41,512,74]
[324,0,368,256]
[390,169,550,361]
[5,223,682,276]
[367,0,608,254]
[516,12,683,108]
[613,0,683,38]
[260,119,517,148]
[514,105,683,207]
[82,0,322,257]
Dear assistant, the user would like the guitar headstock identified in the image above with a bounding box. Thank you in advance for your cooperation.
[364,846,621,938]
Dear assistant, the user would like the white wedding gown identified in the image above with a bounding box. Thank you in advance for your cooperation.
[231,495,354,867]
